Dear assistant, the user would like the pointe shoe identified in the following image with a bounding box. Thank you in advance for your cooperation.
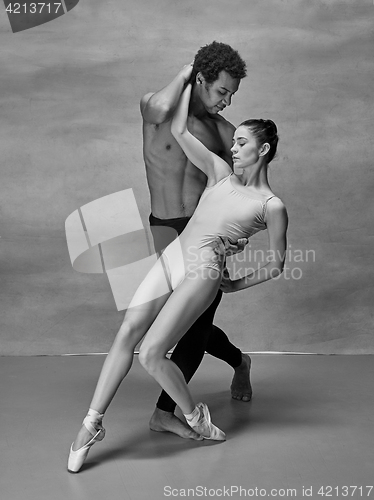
[67,409,106,473]
[186,402,226,441]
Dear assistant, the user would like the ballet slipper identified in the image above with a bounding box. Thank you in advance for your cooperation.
[67,409,105,473]
[186,402,226,441]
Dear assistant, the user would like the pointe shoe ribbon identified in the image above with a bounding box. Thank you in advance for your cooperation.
[187,402,226,441]
[67,409,105,473]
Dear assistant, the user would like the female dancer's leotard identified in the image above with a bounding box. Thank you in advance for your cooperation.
[161,173,276,290]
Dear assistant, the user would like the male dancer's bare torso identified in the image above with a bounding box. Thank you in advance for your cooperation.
[142,111,234,219]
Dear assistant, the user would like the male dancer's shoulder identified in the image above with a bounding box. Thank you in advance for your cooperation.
[140,92,173,125]
[140,92,154,115]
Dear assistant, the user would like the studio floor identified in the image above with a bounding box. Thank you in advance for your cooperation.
[1,354,373,500]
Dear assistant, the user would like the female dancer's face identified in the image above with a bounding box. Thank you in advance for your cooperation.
[231,126,261,168]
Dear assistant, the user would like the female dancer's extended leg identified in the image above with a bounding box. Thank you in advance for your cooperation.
[71,257,172,454]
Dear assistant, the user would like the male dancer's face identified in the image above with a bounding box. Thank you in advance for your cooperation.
[198,70,240,114]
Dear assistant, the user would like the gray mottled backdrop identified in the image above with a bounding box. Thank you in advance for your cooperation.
[1,0,373,354]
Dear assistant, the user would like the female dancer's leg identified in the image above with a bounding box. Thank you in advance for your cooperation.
[71,257,172,452]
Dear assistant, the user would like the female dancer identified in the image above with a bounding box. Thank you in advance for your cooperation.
[68,84,288,473]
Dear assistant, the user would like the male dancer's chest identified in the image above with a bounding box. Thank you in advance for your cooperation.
[144,116,228,168]
[143,118,229,218]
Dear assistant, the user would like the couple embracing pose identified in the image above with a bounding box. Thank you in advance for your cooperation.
[68,41,288,473]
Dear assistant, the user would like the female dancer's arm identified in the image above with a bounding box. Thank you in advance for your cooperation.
[171,84,230,184]
[221,198,288,293]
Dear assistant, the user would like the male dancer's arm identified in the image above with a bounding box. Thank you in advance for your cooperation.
[213,236,248,257]
[140,63,193,124]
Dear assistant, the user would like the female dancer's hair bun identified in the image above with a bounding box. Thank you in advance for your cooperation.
[239,119,279,163]
[264,119,277,134]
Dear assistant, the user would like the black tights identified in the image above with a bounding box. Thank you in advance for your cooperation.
[149,214,242,413]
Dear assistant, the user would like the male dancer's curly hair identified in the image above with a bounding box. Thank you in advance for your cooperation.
[191,41,247,84]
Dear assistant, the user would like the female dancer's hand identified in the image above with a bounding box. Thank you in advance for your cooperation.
[220,268,239,294]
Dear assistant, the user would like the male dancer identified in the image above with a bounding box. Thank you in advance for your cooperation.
[141,42,252,440]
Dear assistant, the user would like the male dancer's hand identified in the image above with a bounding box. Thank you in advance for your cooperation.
[213,236,248,257]
[179,61,194,84]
